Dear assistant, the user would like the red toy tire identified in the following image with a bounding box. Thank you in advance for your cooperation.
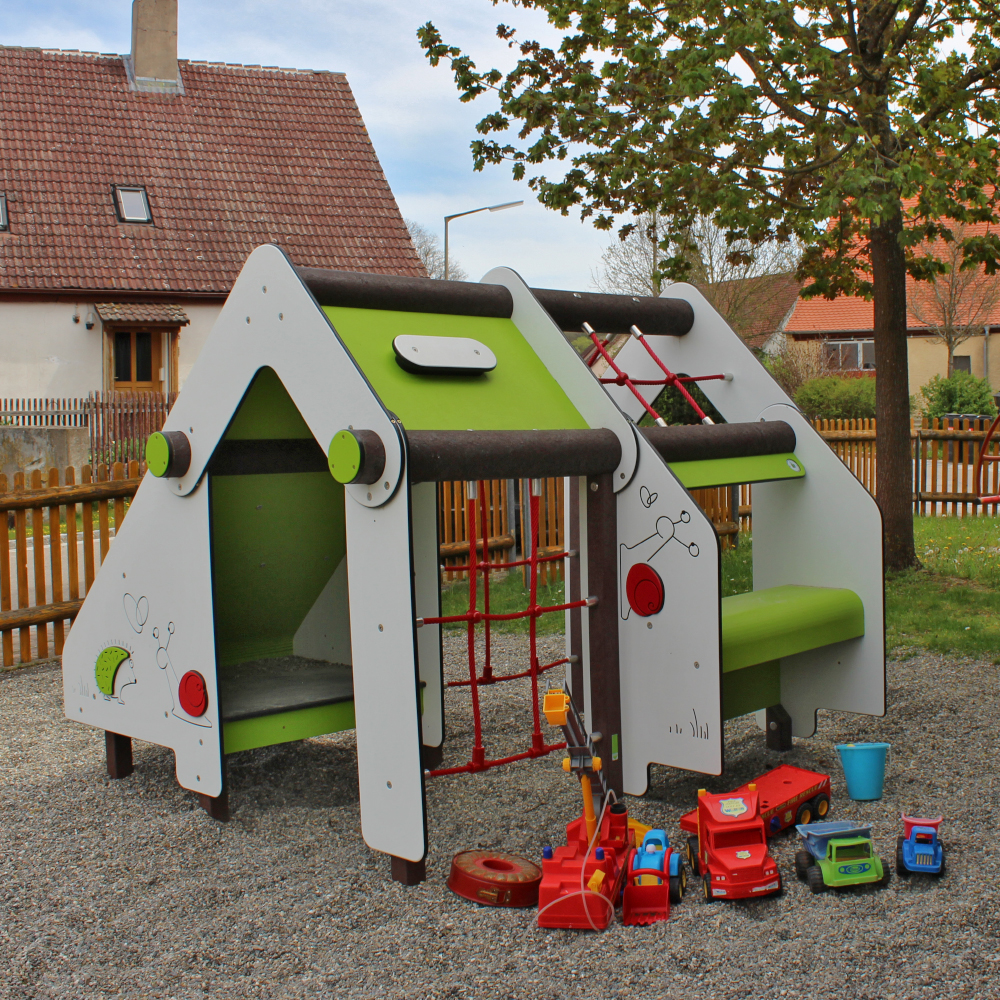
[626,563,665,617]
[178,670,208,717]
[447,850,542,908]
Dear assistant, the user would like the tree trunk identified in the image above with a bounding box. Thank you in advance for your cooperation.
[870,206,917,570]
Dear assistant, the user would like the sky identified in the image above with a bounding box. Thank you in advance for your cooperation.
[0,0,613,290]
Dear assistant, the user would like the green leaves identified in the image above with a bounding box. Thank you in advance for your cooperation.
[417,2,1000,286]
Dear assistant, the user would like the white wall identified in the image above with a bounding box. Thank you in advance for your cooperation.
[176,303,223,389]
[0,300,223,397]
[0,301,104,398]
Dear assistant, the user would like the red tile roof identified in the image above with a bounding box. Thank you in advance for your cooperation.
[95,302,189,324]
[0,46,422,295]
[786,215,1000,335]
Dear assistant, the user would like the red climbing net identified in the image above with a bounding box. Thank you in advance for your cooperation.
[420,481,591,777]
[586,324,725,424]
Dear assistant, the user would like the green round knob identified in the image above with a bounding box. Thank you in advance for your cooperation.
[328,430,363,484]
[146,430,191,478]
[146,432,171,477]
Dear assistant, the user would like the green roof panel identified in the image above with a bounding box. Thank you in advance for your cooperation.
[323,306,588,431]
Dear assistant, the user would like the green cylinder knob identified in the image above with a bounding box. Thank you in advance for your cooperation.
[146,430,191,478]
[328,429,385,485]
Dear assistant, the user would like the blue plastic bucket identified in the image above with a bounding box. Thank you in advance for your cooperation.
[835,742,890,800]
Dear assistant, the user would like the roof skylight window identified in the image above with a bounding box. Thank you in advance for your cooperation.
[113,186,152,224]
[0,194,7,231]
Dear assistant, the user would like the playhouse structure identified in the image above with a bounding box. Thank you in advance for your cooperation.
[62,244,884,882]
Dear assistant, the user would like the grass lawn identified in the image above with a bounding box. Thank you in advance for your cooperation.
[442,518,1000,662]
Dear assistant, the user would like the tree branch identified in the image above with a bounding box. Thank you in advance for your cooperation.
[736,46,815,125]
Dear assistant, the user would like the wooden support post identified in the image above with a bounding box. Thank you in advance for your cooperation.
[105,731,134,779]
[390,855,427,885]
[586,471,623,797]
[567,477,584,698]
[765,704,793,752]
[198,791,231,822]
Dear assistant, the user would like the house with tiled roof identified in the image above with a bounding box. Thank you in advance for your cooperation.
[0,0,421,399]
[782,216,1000,396]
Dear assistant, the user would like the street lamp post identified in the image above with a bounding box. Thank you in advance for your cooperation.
[444,200,524,280]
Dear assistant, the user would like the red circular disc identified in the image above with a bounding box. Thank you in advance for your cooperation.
[178,670,208,717]
[626,563,665,616]
[447,850,542,908]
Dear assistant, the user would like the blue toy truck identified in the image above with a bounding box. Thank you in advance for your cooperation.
[896,815,945,877]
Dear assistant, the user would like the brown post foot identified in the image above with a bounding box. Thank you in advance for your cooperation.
[390,855,426,885]
[420,744,444,770]
[105,731,134,779]
[765,704,793,752]
[198,791,230,822]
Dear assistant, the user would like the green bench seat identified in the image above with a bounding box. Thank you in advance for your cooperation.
[720,585,865,720]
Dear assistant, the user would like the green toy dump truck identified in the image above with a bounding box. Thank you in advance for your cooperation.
[795,821,890,893]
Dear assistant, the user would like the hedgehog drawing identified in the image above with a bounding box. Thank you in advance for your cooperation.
[94,646,136,704]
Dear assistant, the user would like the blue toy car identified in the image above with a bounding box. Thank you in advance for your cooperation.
[896,815,945,877]
[631,829,687,903]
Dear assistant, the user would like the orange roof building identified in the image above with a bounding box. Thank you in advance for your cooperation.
[782,218,1000,395]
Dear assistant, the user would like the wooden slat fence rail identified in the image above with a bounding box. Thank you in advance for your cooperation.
[0,462,143,667]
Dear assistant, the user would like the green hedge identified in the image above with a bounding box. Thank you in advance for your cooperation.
[919,371,997,419]
[794,376,876,420]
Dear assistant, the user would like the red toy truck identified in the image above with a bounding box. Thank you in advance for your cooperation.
[683,784,782,900]
[680,764,831,844]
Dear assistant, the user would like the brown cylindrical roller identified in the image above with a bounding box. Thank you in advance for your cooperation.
[350,429,386,485]
[405,429,622,483]
[642,421,796,463]
[298,267,513,319]
[531,287,694,337]
[296,266,693,336]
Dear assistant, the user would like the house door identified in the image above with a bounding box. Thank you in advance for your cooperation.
[113,329,163,392]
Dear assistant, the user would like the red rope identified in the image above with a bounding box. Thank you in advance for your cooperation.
[447,656,572,688]
[587,327,725,424]
[425,484,572,777]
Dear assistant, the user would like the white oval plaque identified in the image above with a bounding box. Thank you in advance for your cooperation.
[392,335,497,375]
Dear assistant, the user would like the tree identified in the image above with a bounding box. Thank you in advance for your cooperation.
[405,219,468,281]
[593,214,801,340]
[419,3,1000,570]
[907,226,1000,376]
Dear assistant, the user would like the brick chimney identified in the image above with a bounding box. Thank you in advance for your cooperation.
[125,0,183,94]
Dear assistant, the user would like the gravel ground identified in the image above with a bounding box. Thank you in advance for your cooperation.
[2,637,999,1000]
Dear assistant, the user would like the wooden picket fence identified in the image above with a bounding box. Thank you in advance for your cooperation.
[0,462,142,667]
[0,397,90,427]
[816,416,1000,516]
[6,414,997,667]
[87,391,177,466]
[0,393,176,467]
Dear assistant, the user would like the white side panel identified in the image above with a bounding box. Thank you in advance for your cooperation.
[62,476,222,796]
[618,434,722,789]
[292,557,353,665]
[754,404,885,736]
[411,481,443,748]
[602,285,883,740]
[345,484,426,862]
[481,267,638,490]
[166,245,403,509]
